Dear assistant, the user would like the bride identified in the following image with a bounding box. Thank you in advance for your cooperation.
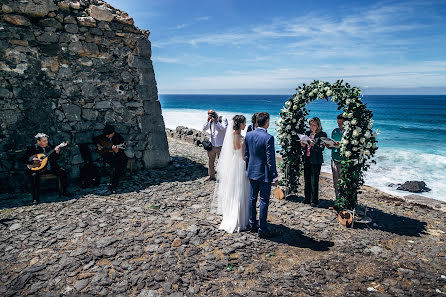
[212,115,250,233]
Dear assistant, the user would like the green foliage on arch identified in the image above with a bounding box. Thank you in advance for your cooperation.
[277,80,378,211]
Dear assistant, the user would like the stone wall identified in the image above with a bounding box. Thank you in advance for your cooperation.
[0,0,170,192]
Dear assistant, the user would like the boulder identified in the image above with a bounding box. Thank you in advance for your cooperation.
[61,104,81,121]
[397,181,431,193]
[77,16,96,27]
[39,18,63,30]
[87,5,114,22]
[115,16,134,25]
[68,41,83,54]
[3,15,31,27]
[64,24,78,34]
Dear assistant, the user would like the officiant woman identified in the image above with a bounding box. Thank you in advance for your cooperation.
[301,117,327,207]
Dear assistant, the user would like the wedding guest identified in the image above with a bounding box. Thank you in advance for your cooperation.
[301,117,327,207]
[247,113,258,133]
[325,114,345,200]
[202,109,228,181]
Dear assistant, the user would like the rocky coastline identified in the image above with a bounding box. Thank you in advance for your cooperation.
[0,132,445,296]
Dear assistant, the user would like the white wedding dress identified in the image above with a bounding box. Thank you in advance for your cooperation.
[211,122,250,233]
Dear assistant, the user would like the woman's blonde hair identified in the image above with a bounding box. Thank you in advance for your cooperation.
[309,117,322,133]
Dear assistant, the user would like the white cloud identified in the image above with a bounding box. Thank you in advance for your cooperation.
[153,57,179,63]
[160,61,446,90]
[195,16,210,21]
[170,23,188,30]
[151,1,446,92]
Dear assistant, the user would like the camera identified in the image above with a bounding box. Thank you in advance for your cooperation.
[210,111,217,119]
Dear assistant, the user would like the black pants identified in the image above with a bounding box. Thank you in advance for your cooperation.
[304,156,322,204]
[102,153,127,189]
[27,167,68,202]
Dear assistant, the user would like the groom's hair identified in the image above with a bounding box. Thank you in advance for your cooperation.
[256,112,269,127]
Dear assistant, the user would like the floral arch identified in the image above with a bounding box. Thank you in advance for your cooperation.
[277,80,378,211]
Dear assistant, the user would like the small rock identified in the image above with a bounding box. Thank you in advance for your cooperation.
[138,290,159,297]
[172,238,182,247]
[30,257,39,266]
[369,246,383,256]
[9,223,22,231]
[154,273,164,282]
[74,279,89,291]
[96,236,118,248]
[3,15,31,26]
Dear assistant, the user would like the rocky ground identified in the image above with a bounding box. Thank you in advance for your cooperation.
[1,137,445,297]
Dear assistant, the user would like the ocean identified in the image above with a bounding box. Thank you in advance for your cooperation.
[159,94,446,202]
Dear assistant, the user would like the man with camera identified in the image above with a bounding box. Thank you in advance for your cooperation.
[202,109,228,181]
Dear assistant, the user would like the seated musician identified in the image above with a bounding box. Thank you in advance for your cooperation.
[93,124,127,194]
[23,133,71,204]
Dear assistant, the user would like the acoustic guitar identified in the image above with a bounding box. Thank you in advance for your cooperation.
[96,139,126,155]
[27,141,69,172]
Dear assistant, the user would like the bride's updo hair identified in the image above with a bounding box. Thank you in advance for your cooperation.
[233,115,246,130]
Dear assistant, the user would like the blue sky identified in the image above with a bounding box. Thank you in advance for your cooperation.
[108,0,446,94]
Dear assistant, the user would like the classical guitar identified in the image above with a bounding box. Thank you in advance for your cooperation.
[27,141,69,172]
[97,139,126,155]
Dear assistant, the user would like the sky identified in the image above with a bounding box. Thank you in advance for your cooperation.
[107,0,446,95]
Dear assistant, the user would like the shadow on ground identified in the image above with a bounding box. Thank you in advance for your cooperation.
[285,194,334,209]
[356,206,427,237]
[284,194,427,237]
[267,223,334,251]
[0,156,207,210]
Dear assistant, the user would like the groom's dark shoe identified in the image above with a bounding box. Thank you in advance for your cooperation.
[258,230,279,239]
[248,223,258,233]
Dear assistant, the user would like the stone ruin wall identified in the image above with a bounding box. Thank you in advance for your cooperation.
[0,0,170,192]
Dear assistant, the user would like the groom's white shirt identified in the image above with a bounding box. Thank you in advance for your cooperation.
[252,127,278,183]
[202,117,228,147]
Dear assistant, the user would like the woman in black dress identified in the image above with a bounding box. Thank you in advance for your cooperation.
[301,117,327,207]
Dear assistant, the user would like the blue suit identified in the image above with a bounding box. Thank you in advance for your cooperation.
[244,128,278,234]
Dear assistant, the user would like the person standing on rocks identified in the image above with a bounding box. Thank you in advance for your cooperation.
[93,124,127,194]
[245,112,279,239]
[325,114,345,201]
[212,115,250,233]
[202,110,228,181]
[301,117,327,207]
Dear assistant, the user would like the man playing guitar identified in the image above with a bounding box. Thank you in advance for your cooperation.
[23,133,71,204]
[93,124,127,194]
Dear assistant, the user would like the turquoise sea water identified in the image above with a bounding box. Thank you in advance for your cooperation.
[159,94,446,201]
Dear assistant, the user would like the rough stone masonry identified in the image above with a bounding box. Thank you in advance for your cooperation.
[0,0,170,192]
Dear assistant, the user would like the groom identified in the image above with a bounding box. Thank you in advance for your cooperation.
[245,112,278,239]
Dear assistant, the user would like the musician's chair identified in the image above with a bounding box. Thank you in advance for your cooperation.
[37,173,63,198]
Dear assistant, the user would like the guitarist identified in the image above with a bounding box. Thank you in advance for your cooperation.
[23,133,71,204]
[93,124,127,194]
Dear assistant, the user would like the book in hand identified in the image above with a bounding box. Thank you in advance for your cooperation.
[297,134,312,144]
[320,137,339,148]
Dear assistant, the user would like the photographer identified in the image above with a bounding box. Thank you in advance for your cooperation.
[202,109,228,181]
